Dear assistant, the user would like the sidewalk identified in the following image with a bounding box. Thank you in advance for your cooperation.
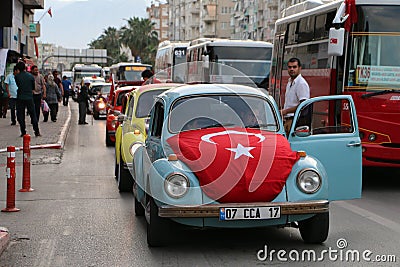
[0,103,71,256]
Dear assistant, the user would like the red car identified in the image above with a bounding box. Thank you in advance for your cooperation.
[105,86,136,146]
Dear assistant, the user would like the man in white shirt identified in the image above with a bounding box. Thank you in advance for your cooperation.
[280,57,310,136]
[5,66,19,125]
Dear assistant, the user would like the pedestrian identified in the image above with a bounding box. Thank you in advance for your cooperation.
[141,69,160,84]
[4,66,19,125]
[43,74,62,122]
[53,70,64,96]
[0,77,8,118]
[78,79,90,125]
[280,57,310,136]
[14,61,41,137]
[61,75,71,106]
[31,65,47,122]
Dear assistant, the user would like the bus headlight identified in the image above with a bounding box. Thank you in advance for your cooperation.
[164,173,189,198]
[297,169,321,194]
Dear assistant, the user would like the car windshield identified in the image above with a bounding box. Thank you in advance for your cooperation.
[135,89,167,118]
[169,94,279,133]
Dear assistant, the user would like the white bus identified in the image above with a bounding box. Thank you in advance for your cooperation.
[155,41,189,82]
[186,38,273,88]
[72,64,103,88]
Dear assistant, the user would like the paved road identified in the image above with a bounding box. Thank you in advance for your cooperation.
[0,102,399,266]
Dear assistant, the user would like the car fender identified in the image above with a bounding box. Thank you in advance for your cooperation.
[286,155,329,202]
[115,125,123,165]
[121,131,145,165]
[147,158,203,206]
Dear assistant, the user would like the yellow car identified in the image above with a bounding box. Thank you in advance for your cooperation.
[115,83,181,191]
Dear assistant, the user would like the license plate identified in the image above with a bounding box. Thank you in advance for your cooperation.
[219,206,281,221]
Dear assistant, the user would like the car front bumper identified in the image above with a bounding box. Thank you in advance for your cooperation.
[158,200,328,218]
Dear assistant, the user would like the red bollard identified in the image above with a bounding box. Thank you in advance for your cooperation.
[2,146,20,212]
[19,134,34,192]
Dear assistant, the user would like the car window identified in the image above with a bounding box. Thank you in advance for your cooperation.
[294,99,354,135]
[126,96,135,119]
[168,94,279,133]
[135,89,166,118]
[150,101,164,138]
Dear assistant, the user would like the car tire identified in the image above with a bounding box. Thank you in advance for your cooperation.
[147,197,170,247]
[114,156,119,180]
[134,194,145,216]
[93,109,99,120]
[118,161,133,192]
[105,130,113,147]
[299,212,329,244]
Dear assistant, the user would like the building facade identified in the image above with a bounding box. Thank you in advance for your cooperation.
[0,0,44,74]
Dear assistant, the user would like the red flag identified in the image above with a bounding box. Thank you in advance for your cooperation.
[167,127,300,203]
[33,37,39,58]
[47,8,52,18]
[344,0,357,32]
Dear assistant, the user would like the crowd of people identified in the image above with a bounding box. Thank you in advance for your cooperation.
[0,61,72,137]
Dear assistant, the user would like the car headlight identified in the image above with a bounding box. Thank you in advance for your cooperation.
[296,169,321,194]
[164,173,189,198]
[97,101,106,109]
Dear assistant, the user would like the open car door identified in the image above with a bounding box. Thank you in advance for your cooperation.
[287,95,362,201]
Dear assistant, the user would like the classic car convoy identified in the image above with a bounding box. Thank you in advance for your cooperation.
[114,83,181,192]
[122,83,362,247]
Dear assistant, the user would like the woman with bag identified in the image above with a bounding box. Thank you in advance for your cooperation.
[43,74,61,122]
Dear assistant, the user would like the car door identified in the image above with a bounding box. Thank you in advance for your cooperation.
[288,95,362,201]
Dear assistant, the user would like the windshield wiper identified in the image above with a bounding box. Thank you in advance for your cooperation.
[361,89,400,99]
[201,123,234,129]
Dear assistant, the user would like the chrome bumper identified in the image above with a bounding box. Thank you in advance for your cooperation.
[159,200,329,218]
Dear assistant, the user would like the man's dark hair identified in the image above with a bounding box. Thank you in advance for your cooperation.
[141,69,153,79]
[13,66,18,72]
[62,75,67,79]
[31,65,38,70]
[288,57,302,67]
[16,61,26,72]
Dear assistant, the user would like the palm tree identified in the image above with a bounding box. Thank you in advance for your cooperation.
[88,27,122,65]
[120,17,159,64]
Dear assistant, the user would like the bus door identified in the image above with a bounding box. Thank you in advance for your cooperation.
[271,34,285,109]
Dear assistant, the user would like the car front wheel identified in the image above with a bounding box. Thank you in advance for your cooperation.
[146,197,170,247]
[118,161,133,192]
[105,130,113,147]
[298,212,329,244]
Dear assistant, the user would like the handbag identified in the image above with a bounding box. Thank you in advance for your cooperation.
[41,99,50,112]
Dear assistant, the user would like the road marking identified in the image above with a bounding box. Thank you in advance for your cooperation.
[334,201,400,234]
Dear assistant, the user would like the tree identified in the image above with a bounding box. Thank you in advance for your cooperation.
[120,17,159,65]
[88,27,123,65]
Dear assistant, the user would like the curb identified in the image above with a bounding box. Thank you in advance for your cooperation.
[0,227,10,256]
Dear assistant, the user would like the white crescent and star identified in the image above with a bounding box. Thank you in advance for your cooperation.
[200,130,265,160]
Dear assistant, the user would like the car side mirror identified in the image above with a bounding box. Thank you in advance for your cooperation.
[117,114,125,123]
[294,125,311,137]
[328,27,345,56]
[113,110,121,116]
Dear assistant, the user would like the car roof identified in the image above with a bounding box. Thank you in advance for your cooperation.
[161,83,267,99]
[136,83,182,94]
[90,82,111,87]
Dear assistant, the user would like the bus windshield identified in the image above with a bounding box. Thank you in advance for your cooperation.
[211,46,271,84]
[348,6,400,91]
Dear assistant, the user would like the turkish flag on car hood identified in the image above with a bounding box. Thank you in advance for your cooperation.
[167,127,300,203]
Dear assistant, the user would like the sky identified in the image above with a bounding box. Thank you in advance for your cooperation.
[34,0,152,49]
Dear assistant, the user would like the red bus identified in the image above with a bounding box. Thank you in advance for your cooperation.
[269,0,400,167]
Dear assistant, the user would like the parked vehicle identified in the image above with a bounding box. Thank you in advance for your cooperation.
[114,83,181,191]
[105,86,136,146]
[129,63,362,246]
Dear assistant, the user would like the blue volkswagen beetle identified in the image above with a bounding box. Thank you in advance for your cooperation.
[131,82,362,247]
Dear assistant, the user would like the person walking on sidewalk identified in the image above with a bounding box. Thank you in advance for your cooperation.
[78,79,90,125]
[4,66,19,125]
[43,74,62,122]
[14,61,41,137]
[31,65,46,122]
[61,75,71,106]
